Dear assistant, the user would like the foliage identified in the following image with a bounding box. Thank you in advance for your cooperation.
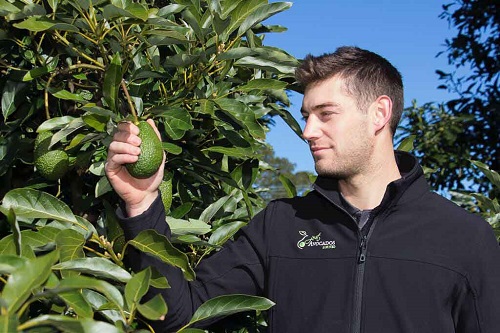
[396,0,499,192]
[254,145,315,202]
[0,0,298,331]
[450,161,500,241]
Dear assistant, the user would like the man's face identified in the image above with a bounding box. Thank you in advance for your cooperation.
[301,76,374,179]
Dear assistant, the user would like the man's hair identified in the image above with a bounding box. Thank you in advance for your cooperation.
[295,46,404,134]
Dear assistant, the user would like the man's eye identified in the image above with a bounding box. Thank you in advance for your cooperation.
[301,115,308,121]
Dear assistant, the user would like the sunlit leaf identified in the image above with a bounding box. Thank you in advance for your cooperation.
[53,257,132,283]
[125,267,151,310]
[237,78,287,91]
[237,2,291,37]
[58,291,93,318]
[0,188,78,224]
[471,160,500,188]
[166,217,211,236]
[127,230,195,281]
[185,294,274,328]
[37,116,77,132]
[49,275,124,309]
[2,250,59,313]
[397,135,415,152]
[0,255,27,274]
[279,174,297,198]
[209,222,247,246]
[13,17,79,32]
[136,294,167,320]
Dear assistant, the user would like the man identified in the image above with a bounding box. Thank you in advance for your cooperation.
[106,46,500,332]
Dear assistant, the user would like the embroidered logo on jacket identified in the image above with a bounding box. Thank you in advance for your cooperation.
[297,231,336,250]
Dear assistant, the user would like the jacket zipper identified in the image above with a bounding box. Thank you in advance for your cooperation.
[352,232,368,333]
[312,186,381,333]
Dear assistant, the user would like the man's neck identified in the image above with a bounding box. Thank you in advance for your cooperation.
[338,154,401,210]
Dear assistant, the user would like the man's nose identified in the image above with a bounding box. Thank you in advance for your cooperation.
[302,116,320,141]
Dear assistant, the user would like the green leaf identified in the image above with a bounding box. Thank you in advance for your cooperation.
[215,98,265,139]
[153,107,193,140]
[58,291,93,318]
[53,257,132,283]
[6,208,21,255]
[157,4,187,17]
[0,255,27,274]
[0,0,21,15]
[216,47,256,61]
[223,0,266,38]
[136,294,168,320]
[13,17,79,32]
[237,2,291,37]
[125,267,151,310]
[19,315,122,333]
[103,53,122,113]
[238,78,287,91]
[279,174,297,198]
[50,275,124,309]
[2,81,27,120]
[0,188,78,224]
[55,229,85,278]
[125,3,149,21]
[235,56,295,74]
[0,314,18,333]
[22,66,50,81]
[397,135,415,152]
[82,113,108,132]
[471,160,500,188]
[270,104,303,139]
[209,222,247,246]
[199,195,232,222]
[184,294,274,328]
[203,146,254,159]
[102,3,148,21]
[163,142,182,155]
[171,202,193,219]
[82,290,124,325]
[2,250,59,313]
[37,116,77,132]
[21,226,60,249]
[128,230,195,281]
[166,217,211,236]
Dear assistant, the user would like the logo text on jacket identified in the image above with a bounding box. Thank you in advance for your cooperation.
[297,231,336,250]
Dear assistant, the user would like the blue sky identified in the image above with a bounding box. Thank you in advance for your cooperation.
[263,0,459,173]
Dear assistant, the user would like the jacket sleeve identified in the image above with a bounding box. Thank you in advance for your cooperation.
[453,217,500,333]
[118,193,272,332]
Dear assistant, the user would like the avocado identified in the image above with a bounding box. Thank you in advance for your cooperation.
[159,172,173,212]
[34,131,70,180]
[125,120,163,178]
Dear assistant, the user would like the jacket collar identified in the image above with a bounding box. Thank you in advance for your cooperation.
[312,151,428,212]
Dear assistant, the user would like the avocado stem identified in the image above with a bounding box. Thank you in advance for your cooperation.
[120,79,139,124]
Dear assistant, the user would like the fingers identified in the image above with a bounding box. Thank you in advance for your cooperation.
[106,122,141,174]
[146,118,162,141]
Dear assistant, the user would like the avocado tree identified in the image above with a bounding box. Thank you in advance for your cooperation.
[0,0,301,331]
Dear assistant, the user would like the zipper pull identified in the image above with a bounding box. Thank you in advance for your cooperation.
[358,235,367,263]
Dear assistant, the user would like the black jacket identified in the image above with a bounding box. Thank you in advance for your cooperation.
[120,152,500,332]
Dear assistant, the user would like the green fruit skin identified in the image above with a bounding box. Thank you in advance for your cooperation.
[159,178,173,212]
[34,132,69,180]
[35,150,70,180]
[126,121,163,179]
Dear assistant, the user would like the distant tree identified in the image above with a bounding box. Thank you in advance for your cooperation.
[255,145,315,202]
[397,0,499,192]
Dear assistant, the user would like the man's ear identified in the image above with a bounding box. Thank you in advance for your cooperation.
[373,95,392,133]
